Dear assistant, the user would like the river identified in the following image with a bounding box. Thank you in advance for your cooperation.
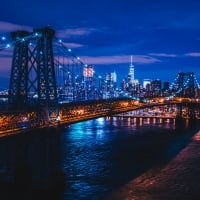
[0,117,199,200]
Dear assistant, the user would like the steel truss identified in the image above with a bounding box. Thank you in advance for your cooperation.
[8,27,58,124]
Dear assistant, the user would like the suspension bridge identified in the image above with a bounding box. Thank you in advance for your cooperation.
[0,26,200,136]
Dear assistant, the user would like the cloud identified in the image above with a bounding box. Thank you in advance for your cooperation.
[56,27,96,39]
[60,42,84,48]
[0,21,32,33]
[0,48,13,57]
[148,53,177,58]
[0,48,13,75]
[0,56,12,76]
[80,55,160,65]
[184,52,200,57]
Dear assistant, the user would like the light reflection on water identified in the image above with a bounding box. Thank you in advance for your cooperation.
[62,117,178,200]
[0,117,198,200]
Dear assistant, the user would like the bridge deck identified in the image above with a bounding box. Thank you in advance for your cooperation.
[0,97,200,136]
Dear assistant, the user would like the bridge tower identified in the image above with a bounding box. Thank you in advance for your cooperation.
[34,27,58,122]
[176,72,195,98]
[8,27,58,123]
[9,31,30,107]
[175,72,196,119]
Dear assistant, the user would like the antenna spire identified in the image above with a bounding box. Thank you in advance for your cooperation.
[131,55,133,65]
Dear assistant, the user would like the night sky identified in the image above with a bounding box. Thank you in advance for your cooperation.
[0,0,200,88]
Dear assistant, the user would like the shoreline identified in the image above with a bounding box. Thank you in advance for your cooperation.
[105,129,200,200]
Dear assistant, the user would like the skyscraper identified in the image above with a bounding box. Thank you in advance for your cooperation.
[128,55,134,84]
[126,56,140,96]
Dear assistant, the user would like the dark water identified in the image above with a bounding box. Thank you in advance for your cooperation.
[0,117,199,200]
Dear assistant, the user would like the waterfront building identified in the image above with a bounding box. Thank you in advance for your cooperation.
[163,81,170,91]
[143,79,151,90]
[151,79,162,96]
[103,71,118,98]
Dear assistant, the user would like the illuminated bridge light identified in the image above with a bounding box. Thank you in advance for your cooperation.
[6,44,10,48]
[1,36,6,41]
[68,48,72,52]
[58,39,62,43]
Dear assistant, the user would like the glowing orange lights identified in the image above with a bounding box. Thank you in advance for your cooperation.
[193,131,200,141]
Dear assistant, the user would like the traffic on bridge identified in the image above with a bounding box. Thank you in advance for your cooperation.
[1,96,200,137]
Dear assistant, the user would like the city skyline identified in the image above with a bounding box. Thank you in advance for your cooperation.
[0,0,200,88]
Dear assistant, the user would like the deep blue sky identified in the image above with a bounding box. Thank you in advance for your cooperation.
[0,0,200,88]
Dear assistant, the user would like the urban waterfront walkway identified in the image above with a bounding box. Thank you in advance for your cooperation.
[106,130,200,200]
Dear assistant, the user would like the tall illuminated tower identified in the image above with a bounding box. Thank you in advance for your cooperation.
[128,55,134,83]
[126,55,140,96]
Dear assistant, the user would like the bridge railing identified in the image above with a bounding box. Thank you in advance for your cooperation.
[0,96,200,136]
